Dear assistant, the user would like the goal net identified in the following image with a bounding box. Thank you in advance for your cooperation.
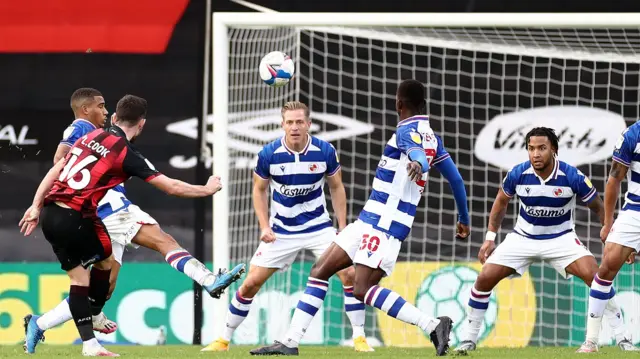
[211,13,640,348]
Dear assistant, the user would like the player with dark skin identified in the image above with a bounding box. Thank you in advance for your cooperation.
[454,128,637,354]
[475,133,633,294]
[598,161,638,279]
[300,93,469,305]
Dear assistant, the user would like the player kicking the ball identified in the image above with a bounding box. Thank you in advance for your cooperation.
[455,127,636,354]
[250,80,470,357]
[22,94,243,356]
[578,123,640,353]
[202,101,373,353]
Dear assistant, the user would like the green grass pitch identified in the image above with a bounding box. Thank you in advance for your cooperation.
[0,345,635,358]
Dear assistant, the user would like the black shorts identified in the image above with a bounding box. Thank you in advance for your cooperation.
[41,203,112,271]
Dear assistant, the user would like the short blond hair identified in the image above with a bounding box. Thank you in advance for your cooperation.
[281,101,310,119]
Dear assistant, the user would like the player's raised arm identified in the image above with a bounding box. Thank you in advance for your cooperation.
[121,146,221,198]
[432,136,469,239]
[148,174,222,198]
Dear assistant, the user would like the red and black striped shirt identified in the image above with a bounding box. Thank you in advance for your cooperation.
[45,126,161,218]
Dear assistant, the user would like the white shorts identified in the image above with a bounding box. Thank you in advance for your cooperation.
[101,204,157,265]
[486,231,593,279]
[334,220,402,276]
[606,210,640,252]
[250,227,336,270]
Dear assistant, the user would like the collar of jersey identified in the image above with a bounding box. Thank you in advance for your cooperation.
[73,118,97,129]
[397,115,429,127]
[109,125,127,139]
[533,158,559,183]
[281,134,311,155]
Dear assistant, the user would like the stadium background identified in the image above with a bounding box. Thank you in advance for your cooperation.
[2,0,640,350]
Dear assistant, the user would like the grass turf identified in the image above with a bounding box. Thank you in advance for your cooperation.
[0,345,634,358]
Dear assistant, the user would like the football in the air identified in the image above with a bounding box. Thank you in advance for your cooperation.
[259,51,295,87]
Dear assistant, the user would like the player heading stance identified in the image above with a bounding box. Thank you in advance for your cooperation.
[19,95,227,356]
[251,80,470,356]
[202,101,373,352]
[455,127,636,354]
[578,123,640,353]
[24,90,244,354]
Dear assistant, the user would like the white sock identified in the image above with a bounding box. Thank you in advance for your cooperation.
[604,295,628,343]
[461,286,491,343]
[586,274,613,342]
[36,297,73,330]
[364,285,440,334]
[165,248,213,286]
[222,291,253,341]
[343,286,366,338]
[283,277,328,348]
[82,337,101,349]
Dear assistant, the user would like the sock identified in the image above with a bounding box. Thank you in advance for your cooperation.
[88,267,110,315]
[165,248,213,286]
[343,286,366,338]
[222,291,254,341]
[364,285,440,333]
[461,286,491,343]
[82,337,101,351]
[283,277,328,348]
[36,297,73,330]
[603,291,628,343]
[586,274,613,343]
[68,285,95,341]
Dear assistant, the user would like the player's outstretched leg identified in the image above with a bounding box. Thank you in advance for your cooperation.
[133,224,245,298]
[565,255,638,352]
[202,266,278,352]
[578,242,636,353]
[336,267,373,352]
[250,243,352,356]
[353,264,452,357]
[455,263,515,354]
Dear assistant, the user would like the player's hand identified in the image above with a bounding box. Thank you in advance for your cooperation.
[19,205,41,237]
[456,222,470,240]
[260,227,276,243]
[600,223,613,243]
[406,161,422,182]
[626,251,637,264]
[206,175,223,195]
[478,240,496,265]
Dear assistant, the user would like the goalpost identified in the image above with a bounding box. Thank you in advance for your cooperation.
[211,12,640,347]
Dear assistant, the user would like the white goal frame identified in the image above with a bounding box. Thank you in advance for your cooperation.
[209,12,640,340]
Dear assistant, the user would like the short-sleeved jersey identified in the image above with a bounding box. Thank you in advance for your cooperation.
[358,116,449,241]
[46,126,161,218]
[59,119,98,147]
[254,135,340,237]
[612,122,640,211]
[59,120,133,219]
[501,160,597,240]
